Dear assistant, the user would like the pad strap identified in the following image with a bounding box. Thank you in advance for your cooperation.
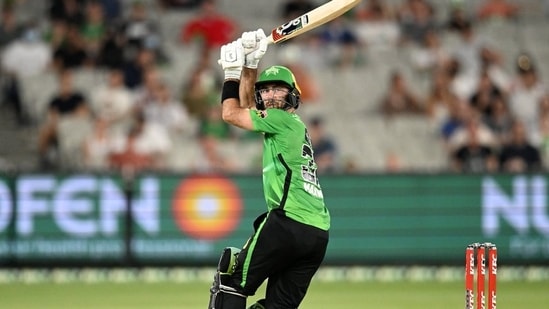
[208,276,247,309]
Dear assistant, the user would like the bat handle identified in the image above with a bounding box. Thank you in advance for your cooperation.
[265,35,275,45]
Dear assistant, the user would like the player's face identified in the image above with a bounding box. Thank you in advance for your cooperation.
[258,83,290,109]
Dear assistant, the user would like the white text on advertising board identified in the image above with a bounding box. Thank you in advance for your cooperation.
[483,176,549,257]
[0,175,159,236]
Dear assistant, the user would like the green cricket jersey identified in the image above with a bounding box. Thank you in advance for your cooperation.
[250,108,330,231]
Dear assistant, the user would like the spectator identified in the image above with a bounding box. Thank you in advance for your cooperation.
[469,71,506,120]
[397,0,437,46]
[90,68,135,131]
[499,120,542,172]
[158,0,203,10]
[539,119,549,168]
[343,156,359,173]
[96,24,126,69]
[385,151,403,172]
[446,26,501,102]
[119,0,166,62]
[446,5,471,32]
[46,19,68,53]
[308,116,338,174]
[353,0,400,52]
[1,23,52,125]
[380,70,425,118]
[49,0,85,26]
[1,24,52,77]
[541,94,549,121]
[409,30,451,73]
[52,23,88,71]
[479,46,512,94]
[451,122,498,173]
[37,70,90,168]
[98,0,122,22]
[425,69,460,131]
[108,111,172,172]
[483,95,513,145]
[508,54,547,143]
[280,0,316,20]
[477,0,519,21]
[82,116,118,171]
[180,0,238,53]
[79,0,107,66]
[123,47,157,89]
[318,18,362,68]
[108,121,155,172]
[354,0,394,21]
[537,95,549,164]
[198,103,232,141]
[448,95,500,173]
[0,4,24,49]
[194,100,237,173]
[180,51,221,118]
[278,32,326,72]
[193,135,238,173]
[440,101,470,144]
[534,94,549,145]
[142,82,191,134]
[447,108,498,154]
[450,21,495,92]
[134,66,163,108]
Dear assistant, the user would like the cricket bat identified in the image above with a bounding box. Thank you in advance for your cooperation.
[266,0,362,44]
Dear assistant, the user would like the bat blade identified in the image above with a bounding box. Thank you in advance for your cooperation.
[266,0,361,44]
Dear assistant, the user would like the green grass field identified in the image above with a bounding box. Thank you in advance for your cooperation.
[0,280,547,308]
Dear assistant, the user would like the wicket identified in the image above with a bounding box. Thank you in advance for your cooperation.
[465,242,497,309]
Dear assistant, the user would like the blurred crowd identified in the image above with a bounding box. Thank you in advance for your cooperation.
[1,0,548,174]
[1,0,244,173]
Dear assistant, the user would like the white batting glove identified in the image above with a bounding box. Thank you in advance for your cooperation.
[218,39,244,80]
[241,29,268,69]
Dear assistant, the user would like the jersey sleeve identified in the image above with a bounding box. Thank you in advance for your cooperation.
[249,109,291,134]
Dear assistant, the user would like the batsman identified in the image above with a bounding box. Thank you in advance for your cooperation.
[207,29,331,309]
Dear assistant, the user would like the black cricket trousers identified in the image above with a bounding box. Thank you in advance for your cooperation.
[231,209,329,309]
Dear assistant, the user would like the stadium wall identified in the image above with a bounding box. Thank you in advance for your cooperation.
[0,173,547,267]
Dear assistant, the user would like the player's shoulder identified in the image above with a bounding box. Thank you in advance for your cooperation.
[252,110,305,131]
[253,108,292,120]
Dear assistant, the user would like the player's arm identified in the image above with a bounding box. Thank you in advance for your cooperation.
[239,67,257,109]
[219,30,267,130]
[218,39,253,130]
[221,86,254,131]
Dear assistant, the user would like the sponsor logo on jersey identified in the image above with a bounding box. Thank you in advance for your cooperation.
[256,110,268,119]
[304,182,323,198]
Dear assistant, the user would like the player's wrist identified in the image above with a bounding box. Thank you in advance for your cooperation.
[221,80,239,103]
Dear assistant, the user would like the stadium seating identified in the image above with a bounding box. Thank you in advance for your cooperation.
[3,0,548,172]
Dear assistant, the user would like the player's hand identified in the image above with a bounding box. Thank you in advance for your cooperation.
[218,39,244,80]
[241,29,268,69]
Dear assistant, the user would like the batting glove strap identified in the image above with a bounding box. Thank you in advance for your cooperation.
[223,68,242,80]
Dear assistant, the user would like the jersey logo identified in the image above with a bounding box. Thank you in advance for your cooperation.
[264,66,280,76]
[255,110,268,119]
